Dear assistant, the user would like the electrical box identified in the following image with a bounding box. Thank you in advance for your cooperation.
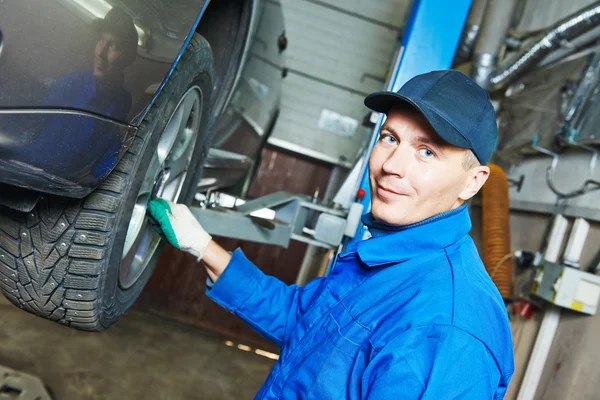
[531,261,600,315]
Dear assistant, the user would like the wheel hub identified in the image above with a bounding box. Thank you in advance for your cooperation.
[119,86,203,289]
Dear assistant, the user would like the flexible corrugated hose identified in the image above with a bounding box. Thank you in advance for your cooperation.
[482,164,513,299]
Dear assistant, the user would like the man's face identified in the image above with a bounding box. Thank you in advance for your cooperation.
[94,32,127,80]
[369,107,488,226]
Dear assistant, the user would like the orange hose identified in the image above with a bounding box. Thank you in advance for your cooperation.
[482,164,513,299]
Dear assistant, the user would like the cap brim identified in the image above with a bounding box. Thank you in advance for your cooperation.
[364,91,472,152]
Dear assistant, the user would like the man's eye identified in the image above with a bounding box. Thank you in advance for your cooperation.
[381,135,397,144]
[419,148,435,158]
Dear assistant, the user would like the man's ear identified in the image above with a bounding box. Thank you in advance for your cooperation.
[458,166,490,201]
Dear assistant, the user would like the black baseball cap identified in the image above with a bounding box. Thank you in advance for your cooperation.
[93,7,139,56]
[364,70,498,165]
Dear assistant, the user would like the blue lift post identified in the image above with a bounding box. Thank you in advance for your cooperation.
[349,0,472,246]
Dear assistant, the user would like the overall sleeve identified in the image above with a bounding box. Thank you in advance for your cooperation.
[362,326,501,400]
[206,249,326,348]
[40,73,78,106]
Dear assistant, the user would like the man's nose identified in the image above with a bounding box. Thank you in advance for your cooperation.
[97,44,108,58]
[381,147,410,178]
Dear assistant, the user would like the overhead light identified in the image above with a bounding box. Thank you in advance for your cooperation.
[71,0,111,19]
[69,0,146,47]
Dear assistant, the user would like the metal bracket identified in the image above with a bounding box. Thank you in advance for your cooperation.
[531,136,560,170]
[508,174,525,192]
[531,137,600,199]
[561,137,598,172]
[190,192,354,249]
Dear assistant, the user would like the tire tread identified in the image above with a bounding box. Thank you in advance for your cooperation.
[0,34,215,331]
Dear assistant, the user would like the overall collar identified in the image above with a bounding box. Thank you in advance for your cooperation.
[351,204,471,267]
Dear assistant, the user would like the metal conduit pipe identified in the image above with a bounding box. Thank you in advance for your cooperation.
[456,0,488,63]
[471,0,518,88]
[490,1,600,92]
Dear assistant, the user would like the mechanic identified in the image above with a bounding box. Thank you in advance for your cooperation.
[25,7,138,179]
[149,70,515,399]
[42,6,138,120]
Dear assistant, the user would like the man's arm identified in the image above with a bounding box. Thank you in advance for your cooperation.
[148,199,326,347]
[362,325,501,399]
[205,248,325,346]
[201,239,232,283]
[40,71,83,106]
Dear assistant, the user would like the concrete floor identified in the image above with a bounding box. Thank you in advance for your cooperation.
[0,296,275,400]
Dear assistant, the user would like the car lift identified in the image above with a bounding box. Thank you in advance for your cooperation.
[192,191,363,249]
[189,0,472,254]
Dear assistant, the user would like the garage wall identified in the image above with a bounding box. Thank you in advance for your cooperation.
[504,0,600,222]
[507,151,600,222]
[268,0,412,167]
[494,2,600,397]
[469,205,600,400]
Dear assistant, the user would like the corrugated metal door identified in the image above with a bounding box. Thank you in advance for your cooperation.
[268,0,412,167]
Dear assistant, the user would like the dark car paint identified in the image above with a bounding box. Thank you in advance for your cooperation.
[0,0,207,197]
[0,0,284,199]
[0,0,207,122]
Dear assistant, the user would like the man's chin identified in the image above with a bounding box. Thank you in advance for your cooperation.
[371,201,411,226]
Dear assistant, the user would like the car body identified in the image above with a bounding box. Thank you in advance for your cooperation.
[0,0,285,207]
[0,0,285,330]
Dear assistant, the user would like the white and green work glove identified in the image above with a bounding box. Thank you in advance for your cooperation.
[148,198,212,261]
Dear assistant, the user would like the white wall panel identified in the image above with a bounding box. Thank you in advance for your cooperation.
[316,0,412,27]
[271,73,372,167]
[270,0,412,166]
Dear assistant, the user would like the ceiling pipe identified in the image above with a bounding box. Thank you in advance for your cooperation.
[455,0,488,63]
[490,1,600,92]
[471,0,518,88]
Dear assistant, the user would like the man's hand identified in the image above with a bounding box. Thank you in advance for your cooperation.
[148,198,212,261]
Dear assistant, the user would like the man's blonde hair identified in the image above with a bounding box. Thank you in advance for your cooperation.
[462,150,481,170]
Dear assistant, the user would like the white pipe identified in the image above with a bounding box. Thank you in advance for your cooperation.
[517,307,561,400]
[517,214,568,400]
[545,215,568,264]
[564,218,590,267]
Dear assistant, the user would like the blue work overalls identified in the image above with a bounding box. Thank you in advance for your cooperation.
[207,204,514,399]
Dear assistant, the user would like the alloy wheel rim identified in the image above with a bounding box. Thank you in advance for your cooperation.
[119,86,203,289]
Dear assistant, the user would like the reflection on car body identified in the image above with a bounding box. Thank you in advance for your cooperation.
[0,0,286,330]
[0,0,285,197]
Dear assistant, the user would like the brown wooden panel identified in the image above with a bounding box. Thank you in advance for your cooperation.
[137,145,333,347]
[246,145,333,199]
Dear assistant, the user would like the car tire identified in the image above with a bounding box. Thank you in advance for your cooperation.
[0,34,214,331]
